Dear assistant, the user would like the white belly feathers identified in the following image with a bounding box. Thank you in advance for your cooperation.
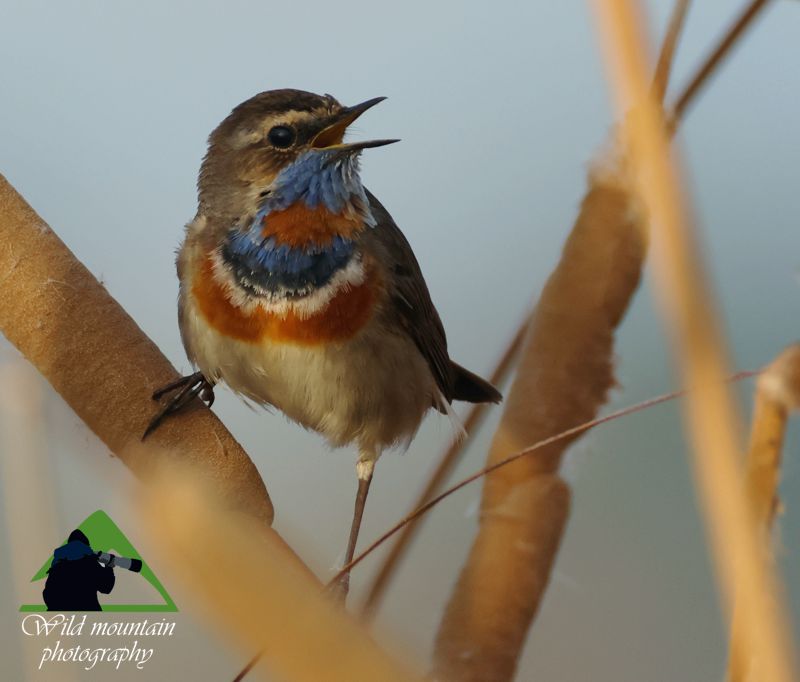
[183,295,439,455]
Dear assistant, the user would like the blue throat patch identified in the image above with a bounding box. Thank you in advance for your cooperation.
[221,232,355,299]
[219,149,371,300]
[264,149,374,223]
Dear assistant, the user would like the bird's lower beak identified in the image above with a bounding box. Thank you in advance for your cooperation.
[311,96,399,153]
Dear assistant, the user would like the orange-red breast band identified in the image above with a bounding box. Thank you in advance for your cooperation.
[192,255,378,345]
[262,203,364,248]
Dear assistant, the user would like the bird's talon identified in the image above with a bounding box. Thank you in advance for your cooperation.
[151,373,195,401]
[143,372,215,440]
[200,385,215,407]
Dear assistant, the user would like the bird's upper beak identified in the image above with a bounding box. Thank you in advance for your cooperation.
[311,97,399,153]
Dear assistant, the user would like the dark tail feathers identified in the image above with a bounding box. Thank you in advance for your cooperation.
[451,362,502,404]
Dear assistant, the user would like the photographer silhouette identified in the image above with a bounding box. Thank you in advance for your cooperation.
[43,529,115,611]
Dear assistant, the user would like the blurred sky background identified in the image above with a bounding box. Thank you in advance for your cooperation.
[1,1,798,680]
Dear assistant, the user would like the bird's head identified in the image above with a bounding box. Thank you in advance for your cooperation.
[198,89,396,224]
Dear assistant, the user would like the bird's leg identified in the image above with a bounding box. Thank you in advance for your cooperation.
[143,371,215,440]
[331,453,375,604]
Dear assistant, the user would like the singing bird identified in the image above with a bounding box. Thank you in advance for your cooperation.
[147,89,501,593]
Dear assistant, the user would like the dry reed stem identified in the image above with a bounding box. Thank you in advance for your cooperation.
[729,344,800,681]
[0,174,274,526]
[140,467,420,682]
[672,0,773,121]
[652,0,692,102]
[361,314,528,618]
[431,171,647,681]
[591,3,797,681]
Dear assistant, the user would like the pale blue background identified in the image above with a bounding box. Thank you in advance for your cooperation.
[1,1,798,680]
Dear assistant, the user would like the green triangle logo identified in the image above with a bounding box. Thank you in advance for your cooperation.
[20,510,177,613]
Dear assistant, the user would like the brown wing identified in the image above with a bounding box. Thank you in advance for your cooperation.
[366,190,455,402]
[365,190,501,405]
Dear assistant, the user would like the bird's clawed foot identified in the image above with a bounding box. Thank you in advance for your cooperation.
[142,371,215,440]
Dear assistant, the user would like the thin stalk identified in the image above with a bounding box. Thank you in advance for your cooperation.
[673,0,773,120]
[652,0,692,101]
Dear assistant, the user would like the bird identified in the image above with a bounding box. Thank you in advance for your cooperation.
[146,88,501,597]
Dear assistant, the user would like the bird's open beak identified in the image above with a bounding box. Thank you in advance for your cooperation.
[311,97,399,153]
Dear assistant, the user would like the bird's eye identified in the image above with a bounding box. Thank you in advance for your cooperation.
[267,125,296,149]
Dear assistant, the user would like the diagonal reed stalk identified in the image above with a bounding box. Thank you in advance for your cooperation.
[423,155,650,680]
[141,466,420,682]
[591,3,797,682]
